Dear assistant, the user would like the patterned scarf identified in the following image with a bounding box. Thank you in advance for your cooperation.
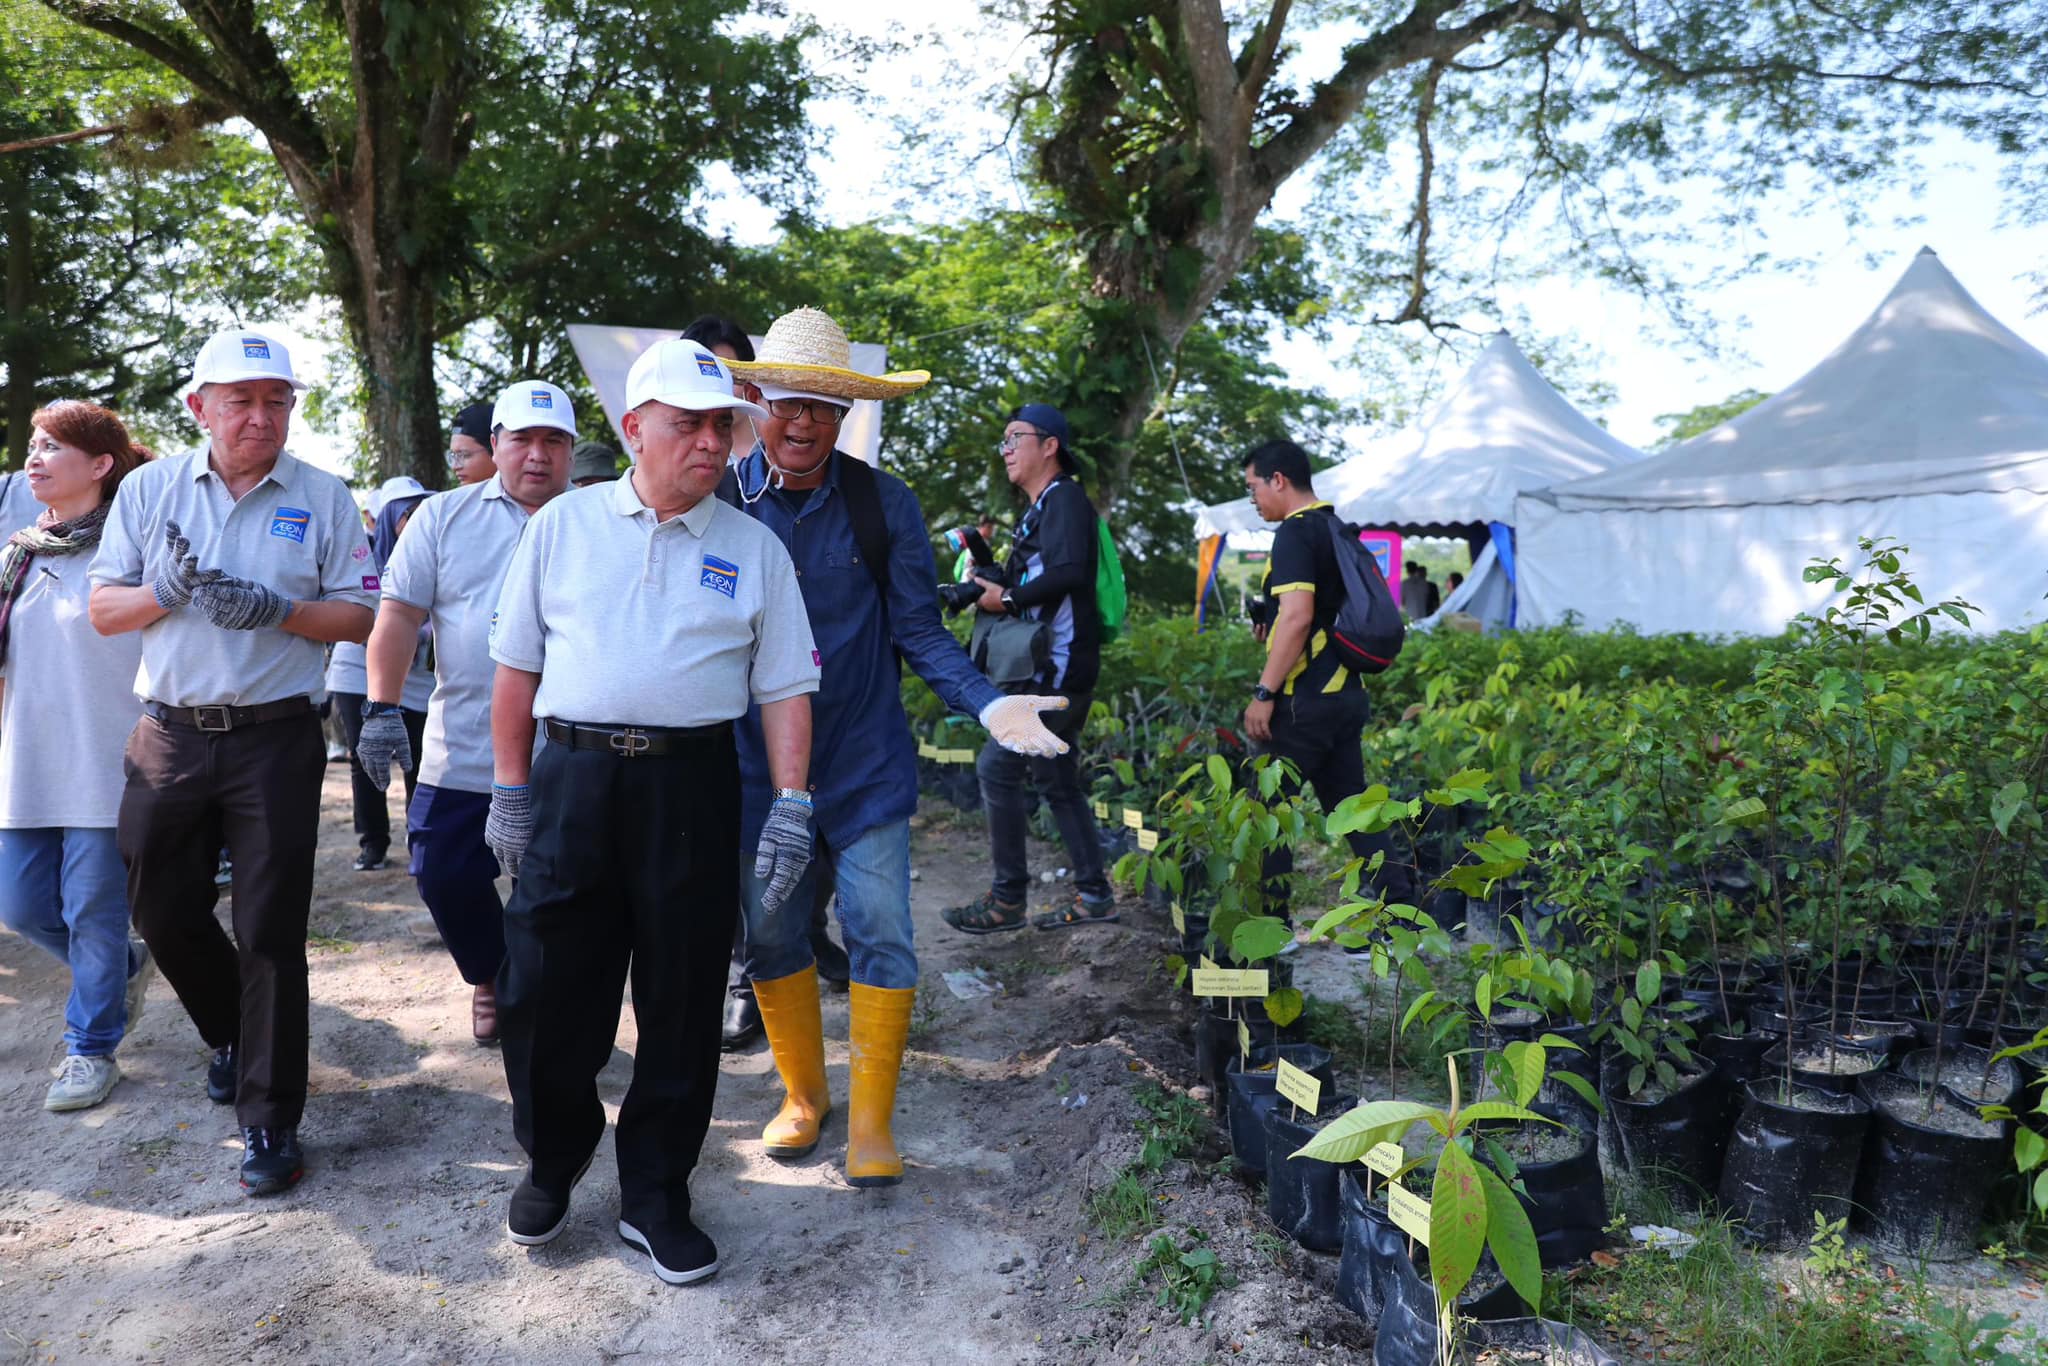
[0,502,110,668]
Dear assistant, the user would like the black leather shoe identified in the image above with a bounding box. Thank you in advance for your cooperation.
[811,930,851,992]
[619,1217,719,1285]
[206,1045,236,1105]
[507,1153,593,1246]
[239,1127,304,1195]
[352,850,388,872]
[721,986,762,1051]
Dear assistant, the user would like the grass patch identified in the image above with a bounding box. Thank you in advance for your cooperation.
[306,929,357,953]
[1085,1168,1160,1242]
[1131,1229,1235,1325]
[1133,1083,1209,1171]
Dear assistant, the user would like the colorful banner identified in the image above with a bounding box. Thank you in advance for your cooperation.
[1195,533,1226,631]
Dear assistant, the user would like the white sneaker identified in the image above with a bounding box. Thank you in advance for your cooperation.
[126,943,156,1032]
[45,1054,121,1112]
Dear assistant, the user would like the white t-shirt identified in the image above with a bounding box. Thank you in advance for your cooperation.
[0,544,144,827]
[490,475,819,727]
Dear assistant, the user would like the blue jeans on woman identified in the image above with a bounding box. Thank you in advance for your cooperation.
[739,819,916,989]
[0,827,138,1056]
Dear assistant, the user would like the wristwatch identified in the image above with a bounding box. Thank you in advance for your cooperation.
[1251,684,1276,703]
[1000,589,1018,616]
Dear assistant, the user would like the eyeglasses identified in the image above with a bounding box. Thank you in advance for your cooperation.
[764,398,846,425]
[998,428,1048,454]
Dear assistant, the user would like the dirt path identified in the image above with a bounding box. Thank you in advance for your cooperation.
[0,771,1271,1364]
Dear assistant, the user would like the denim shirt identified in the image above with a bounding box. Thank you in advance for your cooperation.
[732,447,1004,851]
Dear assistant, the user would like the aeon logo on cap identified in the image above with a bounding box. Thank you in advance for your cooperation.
[695,356,722,378]
[242,338,272,359]
[530,390,553,409]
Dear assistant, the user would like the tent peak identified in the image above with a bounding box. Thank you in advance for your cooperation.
[1915,244,1938,257]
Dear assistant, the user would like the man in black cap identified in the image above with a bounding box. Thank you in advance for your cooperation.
[449,403,495,487]
[944,403,1115,934]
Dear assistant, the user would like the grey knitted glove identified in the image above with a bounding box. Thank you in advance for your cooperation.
[192,573,292,631]
[151,521,204,610]
[354,707,413,788]
[754,793,815,916]
[486,784,533,879]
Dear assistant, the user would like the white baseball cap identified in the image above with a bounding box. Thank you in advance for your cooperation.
[626,339,769,417]
[490,380,578,437]
[191,328,308,391]
[368,475,428,518]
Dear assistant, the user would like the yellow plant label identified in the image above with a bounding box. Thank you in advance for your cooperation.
[1121,807,1144,830]
[1387,1182,1432,1246]
[1364,1142,1406,1178]
[1275,1058,1322,1115]
[918,741,939,759]
[1170,901,1185,934]
[1237,1019,1252,1058]
[943,748,977,765]
[1094,801,1109,821]
[1137,828,1159,851]
[1189,967,1269,998]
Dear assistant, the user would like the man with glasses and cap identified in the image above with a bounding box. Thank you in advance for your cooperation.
[723,307,1069,1190]
[485,339,816,1284]
[88,327,376,1195]
[353,381,577,1045]
[448,402,496,486]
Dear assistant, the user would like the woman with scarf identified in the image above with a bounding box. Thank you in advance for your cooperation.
[0,401,154,1111]
[327,486,432,871]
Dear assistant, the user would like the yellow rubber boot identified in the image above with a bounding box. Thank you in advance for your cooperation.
[753,966,830,1158]
[845,983,916,1187]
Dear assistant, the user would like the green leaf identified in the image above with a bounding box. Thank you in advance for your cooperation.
[1475,1161,1542,1313]
[1992,780,2027,838]
[1475,973,1494,1020]
[1454,1101,1551,1128]
[1503,1041,1547,1107]
[1720,796,1768,828]
[1635,960,1663,1006]
[1291,1100,1439,1163]
[1401,990,1439,1034]
[2016,1127,2047,1174]
[2034,1169,2048,1217]
[1430,1140,1489,1306]
[1552,1069,1605,1115]
[1263,986,1304,1029]
[1166,953,1188,989]
[1306,900,1369,941]
[1231,915,1293,963]
[1205,753,1233,797]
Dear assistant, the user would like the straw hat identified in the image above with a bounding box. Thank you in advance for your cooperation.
[727,307,930,401]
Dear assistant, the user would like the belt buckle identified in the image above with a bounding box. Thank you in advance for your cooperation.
[193,705,233,733]
[608,727,652,758]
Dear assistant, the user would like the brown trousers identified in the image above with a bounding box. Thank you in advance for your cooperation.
[117,711,324,1129]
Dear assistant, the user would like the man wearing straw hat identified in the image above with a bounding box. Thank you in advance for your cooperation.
[724,307,1070,1188]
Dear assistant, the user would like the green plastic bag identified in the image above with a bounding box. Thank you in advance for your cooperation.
[1096,518,1127,642]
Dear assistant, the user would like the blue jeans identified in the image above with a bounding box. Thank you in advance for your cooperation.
[739,820,916,990]
[0,827,137,1056]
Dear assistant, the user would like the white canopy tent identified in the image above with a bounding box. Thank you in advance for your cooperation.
[1517,248,2048,635]
[565,323,890,467]
[1194,331,1643,629]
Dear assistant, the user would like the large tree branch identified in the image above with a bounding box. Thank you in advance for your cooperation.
[1176,0,1243,152]
[1235,0,1294,108]
[1386,62,1443,326]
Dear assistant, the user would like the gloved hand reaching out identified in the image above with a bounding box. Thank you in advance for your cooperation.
[754,790,815,916]
[978,694,1071,758]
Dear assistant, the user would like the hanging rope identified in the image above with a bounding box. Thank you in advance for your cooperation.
[1139,330,1199,504]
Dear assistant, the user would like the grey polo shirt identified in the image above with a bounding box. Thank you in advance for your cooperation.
[89,447,376,707]
[381,476,534,792]
[490,474,819,727]
[0,471,39,537]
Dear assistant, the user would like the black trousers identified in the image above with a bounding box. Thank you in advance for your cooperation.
[1256,688,1414,912]
[976,690,1111,904]
[117,710,325,1128]
[330,691,425,861]
[499,730,739,1230]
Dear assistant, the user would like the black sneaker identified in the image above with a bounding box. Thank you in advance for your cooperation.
[618,1218,719,1285]
[239,1127,304,1195]
[507,1153,594,1246]
[352,850,388,872]
[206,1045,236,1105]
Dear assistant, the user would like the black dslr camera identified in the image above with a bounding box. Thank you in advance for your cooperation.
[937,525,1001,616]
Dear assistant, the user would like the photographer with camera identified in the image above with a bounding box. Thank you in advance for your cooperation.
[943,405,1116,935]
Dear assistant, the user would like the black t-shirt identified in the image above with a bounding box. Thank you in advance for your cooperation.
[1003,474,1099,695]
[1258,503,1361,696]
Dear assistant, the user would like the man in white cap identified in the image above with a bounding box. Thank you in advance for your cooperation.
[485,339,817,1284]
[88,327,376,1196]
[724,307,1070,1190]
[353,381,576,1044]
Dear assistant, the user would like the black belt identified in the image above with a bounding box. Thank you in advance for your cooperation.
[543,718,731,757]
[145,696,315,733]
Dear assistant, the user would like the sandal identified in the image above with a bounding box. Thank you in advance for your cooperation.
[942,893,1028,936]
[1033,895,1120,931]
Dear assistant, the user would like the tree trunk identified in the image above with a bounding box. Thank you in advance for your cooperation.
[332,241,446,489]
[3,160,34,469]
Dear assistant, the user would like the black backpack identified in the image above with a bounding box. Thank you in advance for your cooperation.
[1321,513,1406,674]
[717,451,891,596]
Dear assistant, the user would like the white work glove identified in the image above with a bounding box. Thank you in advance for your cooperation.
[978,695,1071,758]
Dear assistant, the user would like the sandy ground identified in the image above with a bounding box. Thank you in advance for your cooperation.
[0,771,1201,1365]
